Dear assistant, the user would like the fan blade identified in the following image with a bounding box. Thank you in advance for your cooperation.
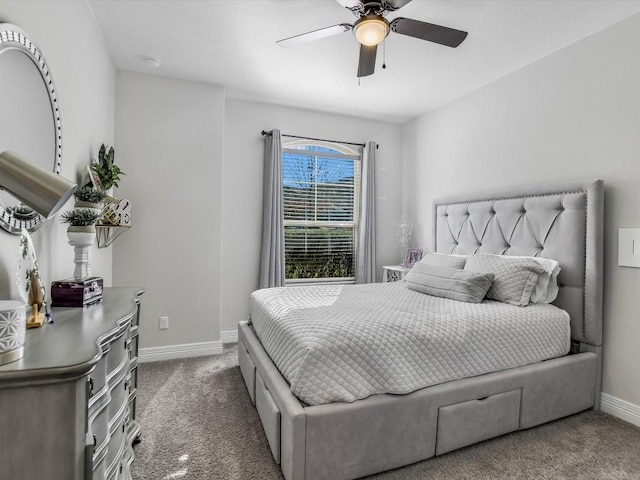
[335,0,360,9]
[277,24,352,48]
[384,0,413,10]
[391,17,468,47]
[357,44,377,77]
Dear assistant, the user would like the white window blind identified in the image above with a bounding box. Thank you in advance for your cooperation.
[282,143,361,283]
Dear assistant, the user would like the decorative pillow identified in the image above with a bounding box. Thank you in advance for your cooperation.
[418,252,467,269]
[405,263,494,304]
[507,255,561,303]
[464,254,546,306]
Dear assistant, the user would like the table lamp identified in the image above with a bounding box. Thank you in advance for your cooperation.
[0,150,76,365]
[0,151,77,218]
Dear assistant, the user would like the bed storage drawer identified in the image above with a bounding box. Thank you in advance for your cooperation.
[436,389,521,455]
[255,371,281,464]
[238,339,256,404]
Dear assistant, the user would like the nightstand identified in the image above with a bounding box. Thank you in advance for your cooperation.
[383,265,411,282]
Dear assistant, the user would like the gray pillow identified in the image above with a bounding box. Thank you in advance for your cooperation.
[419,252,467,269]
[464,254,545,306]
[405,263,494,303]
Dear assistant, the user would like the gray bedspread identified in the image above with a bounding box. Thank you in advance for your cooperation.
[249,282,570,406]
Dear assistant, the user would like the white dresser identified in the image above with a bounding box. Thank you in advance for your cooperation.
[0,287,144,480]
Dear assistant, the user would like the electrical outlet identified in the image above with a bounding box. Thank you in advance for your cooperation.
[159,316,169,330]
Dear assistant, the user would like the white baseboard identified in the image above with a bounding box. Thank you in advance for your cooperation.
[138,340,222,363]
[221,329,238,344]
[600,392,640,427]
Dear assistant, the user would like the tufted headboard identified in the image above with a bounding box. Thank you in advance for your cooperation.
[433,180,604,348]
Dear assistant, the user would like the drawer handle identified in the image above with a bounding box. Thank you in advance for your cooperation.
[477,396,489,401]
[124,379,130,392]
[93,434,97,448]
[125,338,131,351]
[122,423,126,433]
[87,377,94,397]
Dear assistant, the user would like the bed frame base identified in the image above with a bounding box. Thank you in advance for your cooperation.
[239,321,597,480]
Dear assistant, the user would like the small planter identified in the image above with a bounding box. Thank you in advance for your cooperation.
[67,225,96,244]
[74,201,103,217]
[61,208,101,279]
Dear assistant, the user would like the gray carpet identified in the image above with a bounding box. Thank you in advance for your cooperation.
[132,345,640,479]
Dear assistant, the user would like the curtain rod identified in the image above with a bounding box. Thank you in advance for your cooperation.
[261,130,378,149]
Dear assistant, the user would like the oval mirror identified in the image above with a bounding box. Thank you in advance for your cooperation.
[0,24,62,234]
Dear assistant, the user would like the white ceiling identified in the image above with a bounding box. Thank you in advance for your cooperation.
[87,0,640,124]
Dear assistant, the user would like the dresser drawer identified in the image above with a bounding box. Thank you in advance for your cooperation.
[129,364,138,391]
[93,452,107,478]
[88,354,108,408]
[108,372,130,420]
[129,332,139,359]
[436,389,521,455]
[91,401,110,461]
[106,327,129,375]
[105,409,129,479]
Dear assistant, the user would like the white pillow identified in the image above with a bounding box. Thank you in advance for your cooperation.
[405,263,494,303]
[464,254,545,306]
[419,252,467,270]
[507,255,561,303]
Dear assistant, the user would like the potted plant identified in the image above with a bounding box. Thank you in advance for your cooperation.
[73,186,105,216]
[90,144,124,191]
[61,209,101,243]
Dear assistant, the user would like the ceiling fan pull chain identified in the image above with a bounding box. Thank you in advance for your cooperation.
[382,38,387,69]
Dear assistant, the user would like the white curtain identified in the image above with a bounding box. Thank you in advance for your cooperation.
[259,129,285,289]
[356,141,377,284]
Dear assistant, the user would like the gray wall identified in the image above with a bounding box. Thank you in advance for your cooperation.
[403,13,640,407]
[113,71,225,349]
[112,83,403,346]
[221,99,403,334]
[0,1,114,298]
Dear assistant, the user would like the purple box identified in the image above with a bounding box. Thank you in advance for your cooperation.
[51,277,104,307]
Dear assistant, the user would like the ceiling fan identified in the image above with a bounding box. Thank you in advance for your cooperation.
[276,0,468,78]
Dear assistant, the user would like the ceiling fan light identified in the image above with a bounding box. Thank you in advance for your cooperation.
[354,17,389,46]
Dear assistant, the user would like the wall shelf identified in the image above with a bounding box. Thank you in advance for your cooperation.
[96,225,130,248]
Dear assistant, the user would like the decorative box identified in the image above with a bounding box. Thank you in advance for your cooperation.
[51,277,104,307]
[102,196,131,226]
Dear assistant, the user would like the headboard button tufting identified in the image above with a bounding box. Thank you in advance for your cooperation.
[434,180,603,352]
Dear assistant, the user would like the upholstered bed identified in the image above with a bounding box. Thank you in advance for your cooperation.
[238,180,604,480]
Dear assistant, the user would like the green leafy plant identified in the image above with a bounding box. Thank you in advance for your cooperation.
[285,253,354,279]
[60,209,101,227]
[90,144,124,190]
[74,186,106,204]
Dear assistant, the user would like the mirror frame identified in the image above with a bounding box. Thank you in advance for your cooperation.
[0,23,62,234]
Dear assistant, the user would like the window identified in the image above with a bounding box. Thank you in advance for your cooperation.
[282,141,361,284]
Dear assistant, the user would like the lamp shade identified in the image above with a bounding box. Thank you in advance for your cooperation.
[353,16,390,46]
[0,151,77,218]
